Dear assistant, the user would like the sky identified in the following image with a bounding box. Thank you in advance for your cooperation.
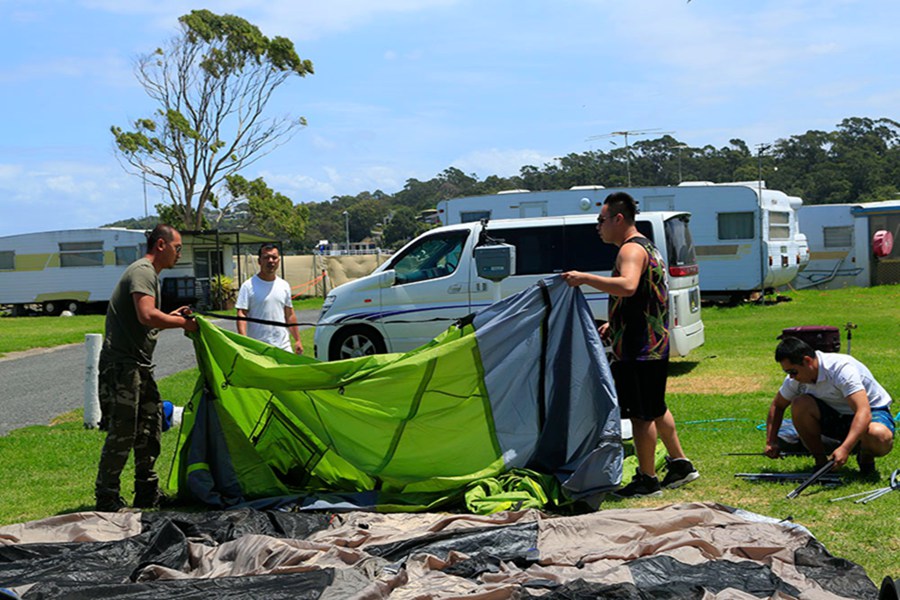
[2,0,899,237]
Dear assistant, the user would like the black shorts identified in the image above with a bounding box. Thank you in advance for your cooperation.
[610,359,669,421]
[815,397,896,439]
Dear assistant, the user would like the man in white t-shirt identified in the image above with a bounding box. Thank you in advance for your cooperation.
[765,336,894,474]
[235,244,303,354]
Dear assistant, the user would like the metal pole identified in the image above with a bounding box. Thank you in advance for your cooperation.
[83,334,102,429]
[787,459,836,499]
[343,211,350,255]
[757,144,769,300]
[624,132,631,186]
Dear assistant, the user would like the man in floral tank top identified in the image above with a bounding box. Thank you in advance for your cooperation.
[563,192,698,497]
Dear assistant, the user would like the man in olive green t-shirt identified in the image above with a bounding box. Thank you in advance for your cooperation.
[95,224,198,512]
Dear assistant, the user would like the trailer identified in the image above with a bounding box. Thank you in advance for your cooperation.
[0,228,150,315]
[795,201,900,289]
[435,182,809,300]
[0,228,289,316]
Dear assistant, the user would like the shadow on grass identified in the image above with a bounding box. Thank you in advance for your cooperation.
[668,361,700,377]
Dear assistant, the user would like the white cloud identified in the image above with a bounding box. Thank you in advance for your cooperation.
[452,148,557,178]
[0,160,145,236]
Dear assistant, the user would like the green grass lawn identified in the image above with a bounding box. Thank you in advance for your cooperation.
[0,314,106,357]
[0,298,323,358]
[0,288,897,583]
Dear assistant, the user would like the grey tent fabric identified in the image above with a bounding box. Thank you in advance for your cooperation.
[474,277,621,497]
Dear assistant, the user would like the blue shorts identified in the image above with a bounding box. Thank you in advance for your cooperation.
[815,398,896,439]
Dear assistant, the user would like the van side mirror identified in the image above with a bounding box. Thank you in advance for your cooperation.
[377,270,396,288]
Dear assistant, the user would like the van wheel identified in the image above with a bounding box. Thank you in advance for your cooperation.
[330,326,386,361]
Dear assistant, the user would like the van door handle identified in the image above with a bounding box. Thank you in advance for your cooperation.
[447,284,464,294]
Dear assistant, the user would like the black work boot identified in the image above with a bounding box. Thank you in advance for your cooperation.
[95,494,127,513]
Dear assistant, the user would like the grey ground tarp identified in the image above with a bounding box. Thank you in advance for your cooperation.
[0,503,880,599]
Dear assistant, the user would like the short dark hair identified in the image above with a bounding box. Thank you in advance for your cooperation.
[146,224,177,250]
[775,336,816,364]
[258,243,279,258]
[603,192,639,224]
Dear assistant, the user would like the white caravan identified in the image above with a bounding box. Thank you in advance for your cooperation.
[796,201,900,289]
[436,182,810,301]
[0,228,149,315]
[315,212,704,361]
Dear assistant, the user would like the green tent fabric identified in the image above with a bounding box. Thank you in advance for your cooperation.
[169,276,623,511]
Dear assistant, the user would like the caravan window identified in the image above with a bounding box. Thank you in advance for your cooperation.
[824,226,853,248]
[768,211,791,240]
[718,212,754,240]
[115,245,140,266]
[390,230,469,284]
[460,210,491,223]
[59,241,104,268]
[0,251,13,270]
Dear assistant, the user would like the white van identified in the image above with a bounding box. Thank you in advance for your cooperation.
[315,212,704,361]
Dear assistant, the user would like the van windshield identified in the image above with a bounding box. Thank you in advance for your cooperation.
[389,230,469,284]
[664,216,698,267]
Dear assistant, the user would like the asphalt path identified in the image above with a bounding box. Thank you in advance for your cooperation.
[0,309,321,436]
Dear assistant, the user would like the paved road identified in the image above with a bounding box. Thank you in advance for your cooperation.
[0,310,321,436]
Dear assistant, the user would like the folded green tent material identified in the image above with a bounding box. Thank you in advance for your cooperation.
[168,276,623,511]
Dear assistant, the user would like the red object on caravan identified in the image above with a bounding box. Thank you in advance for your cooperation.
[873,230,893,258]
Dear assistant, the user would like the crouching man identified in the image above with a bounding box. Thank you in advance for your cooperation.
[765,336,894,474]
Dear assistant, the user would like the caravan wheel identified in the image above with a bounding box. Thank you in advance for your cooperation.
[329,326,386,361]
[65,301,80,314]
[43,301,61,316]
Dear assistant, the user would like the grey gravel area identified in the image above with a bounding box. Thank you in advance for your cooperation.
[0,309,320,436]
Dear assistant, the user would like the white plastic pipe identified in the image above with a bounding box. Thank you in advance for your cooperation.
[83,333,102,429]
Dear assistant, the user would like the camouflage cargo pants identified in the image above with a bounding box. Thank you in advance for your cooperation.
[95,361,162,504]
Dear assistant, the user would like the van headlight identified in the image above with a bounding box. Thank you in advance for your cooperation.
[320,294,336,317]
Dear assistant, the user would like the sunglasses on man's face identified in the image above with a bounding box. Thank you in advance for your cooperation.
[784,368,799,376]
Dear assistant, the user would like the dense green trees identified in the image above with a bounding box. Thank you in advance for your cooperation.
[110,116,900,252]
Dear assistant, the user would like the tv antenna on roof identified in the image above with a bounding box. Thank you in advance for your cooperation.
[586,129,673,186]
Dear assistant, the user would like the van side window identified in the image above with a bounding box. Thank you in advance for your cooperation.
[561,222,653,272]
[390,231,469,284]
[563,224,618,272]
[718,212,754,240]
[491,226,564,275]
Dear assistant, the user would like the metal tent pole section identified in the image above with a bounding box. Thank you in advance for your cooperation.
[787,459,836,499]
[830,469,900,504]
